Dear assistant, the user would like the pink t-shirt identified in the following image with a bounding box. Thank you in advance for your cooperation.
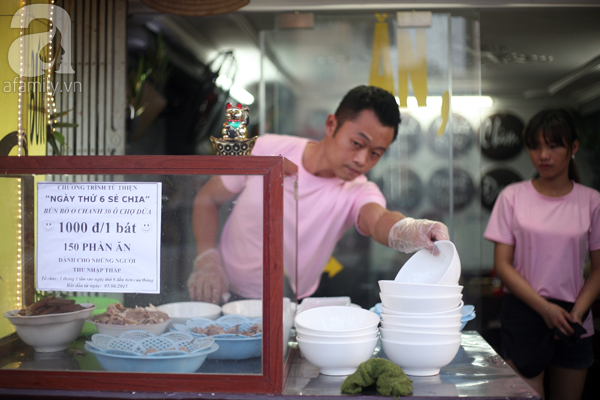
[218,134,386,299]
[484,180,600,336]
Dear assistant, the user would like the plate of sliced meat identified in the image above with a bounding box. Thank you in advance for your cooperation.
[87,303,171,336]
[172,315,262,359]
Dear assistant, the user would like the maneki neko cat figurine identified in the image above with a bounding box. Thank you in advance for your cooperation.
[210,102,256,156]
[222,102,250,140]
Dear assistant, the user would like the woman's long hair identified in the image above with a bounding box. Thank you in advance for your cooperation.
[523,108,580,183]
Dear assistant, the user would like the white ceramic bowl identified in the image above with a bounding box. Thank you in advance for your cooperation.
[379,293,463,313]
[381,338,461,376]
[296,327,378,343]
[88,318,171,337]
[222,299,262,319]
[297,336,378,375]
[380,322,461,334]
[4,303,95,352]
[294,306,380,335]
[394,240,461,285]
[380,313,461,327]
[156,302,221,326]
[379,327,461,344]
[381,301,463,317]
[296,297,351,314]
[378,280,463,297]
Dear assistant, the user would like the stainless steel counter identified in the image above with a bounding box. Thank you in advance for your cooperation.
[283,331,541,399]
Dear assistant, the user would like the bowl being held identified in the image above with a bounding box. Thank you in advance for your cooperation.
[381,338,461,376]
[394,240,461,285]
[297,336,378,376]
[379,293,463,313]
[4,303,95,352]
[378,280,463,297]
[294,306,380,335]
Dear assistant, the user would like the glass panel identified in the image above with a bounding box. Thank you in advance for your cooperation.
[261,11,482,318]
[0,169,301,376]
[283,173,298,360]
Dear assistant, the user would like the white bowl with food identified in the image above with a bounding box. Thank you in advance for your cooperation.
[379,327,461,344]
[296,336,378,376]
[156,302,222,326]
[381,337,461,376]
[380,312,462,327]
[294,306,380,336]
[381,301,463,317]
[4,303,95,352]
[394,240,461,286]
[379,293,463,313]
[221,299,263,319]
[378,280,463,297]
[87,303,171,336]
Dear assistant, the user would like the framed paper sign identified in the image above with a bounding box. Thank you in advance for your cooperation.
[36,182,162,293]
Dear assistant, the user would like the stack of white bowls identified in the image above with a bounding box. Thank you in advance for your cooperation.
[378,240,463,376]
[294,306,379,376]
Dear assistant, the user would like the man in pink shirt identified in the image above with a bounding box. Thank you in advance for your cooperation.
[188,86,449,303]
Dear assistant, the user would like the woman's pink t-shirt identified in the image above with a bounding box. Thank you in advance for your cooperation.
[484,180,600,336]
[218,134,386,299]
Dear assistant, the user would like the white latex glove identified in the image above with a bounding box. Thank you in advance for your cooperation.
[187,249,230,304]
[388,217,449,254]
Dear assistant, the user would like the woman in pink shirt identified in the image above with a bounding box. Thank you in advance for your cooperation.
[484,109,600,400]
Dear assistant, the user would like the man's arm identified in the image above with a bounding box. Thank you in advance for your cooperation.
[357,203,405,246]
[357,202,449,253]
[192,176,236,254]
[189,176,237,303]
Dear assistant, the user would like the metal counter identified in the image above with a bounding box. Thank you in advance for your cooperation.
[283,331,540,399]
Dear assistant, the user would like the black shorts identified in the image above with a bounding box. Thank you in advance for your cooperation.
[500,294,594,378]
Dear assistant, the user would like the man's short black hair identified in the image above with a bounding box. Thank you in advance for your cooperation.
[334,85,401,141]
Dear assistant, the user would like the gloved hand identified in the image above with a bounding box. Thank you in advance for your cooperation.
[388,217,449,254]
[187,249,230,304]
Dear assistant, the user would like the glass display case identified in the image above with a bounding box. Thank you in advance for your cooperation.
[0,155,298,394]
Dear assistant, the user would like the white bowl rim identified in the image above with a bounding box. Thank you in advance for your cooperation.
[381,312,461,319]
[378,280,464,290]
[294,306,380,332]
[87,317,172,329]
[380,337,461,345]
[379,292,463,300]
[380,322,462,329]
[381,300,464,316]
[157,301,222,310]
[4,303,96,325]
[296,335,379,345]
[295,326,378,335]
[379,326,462,335]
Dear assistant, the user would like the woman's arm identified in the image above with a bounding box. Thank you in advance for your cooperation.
[494,242,575,335]
[572,249,600,324]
